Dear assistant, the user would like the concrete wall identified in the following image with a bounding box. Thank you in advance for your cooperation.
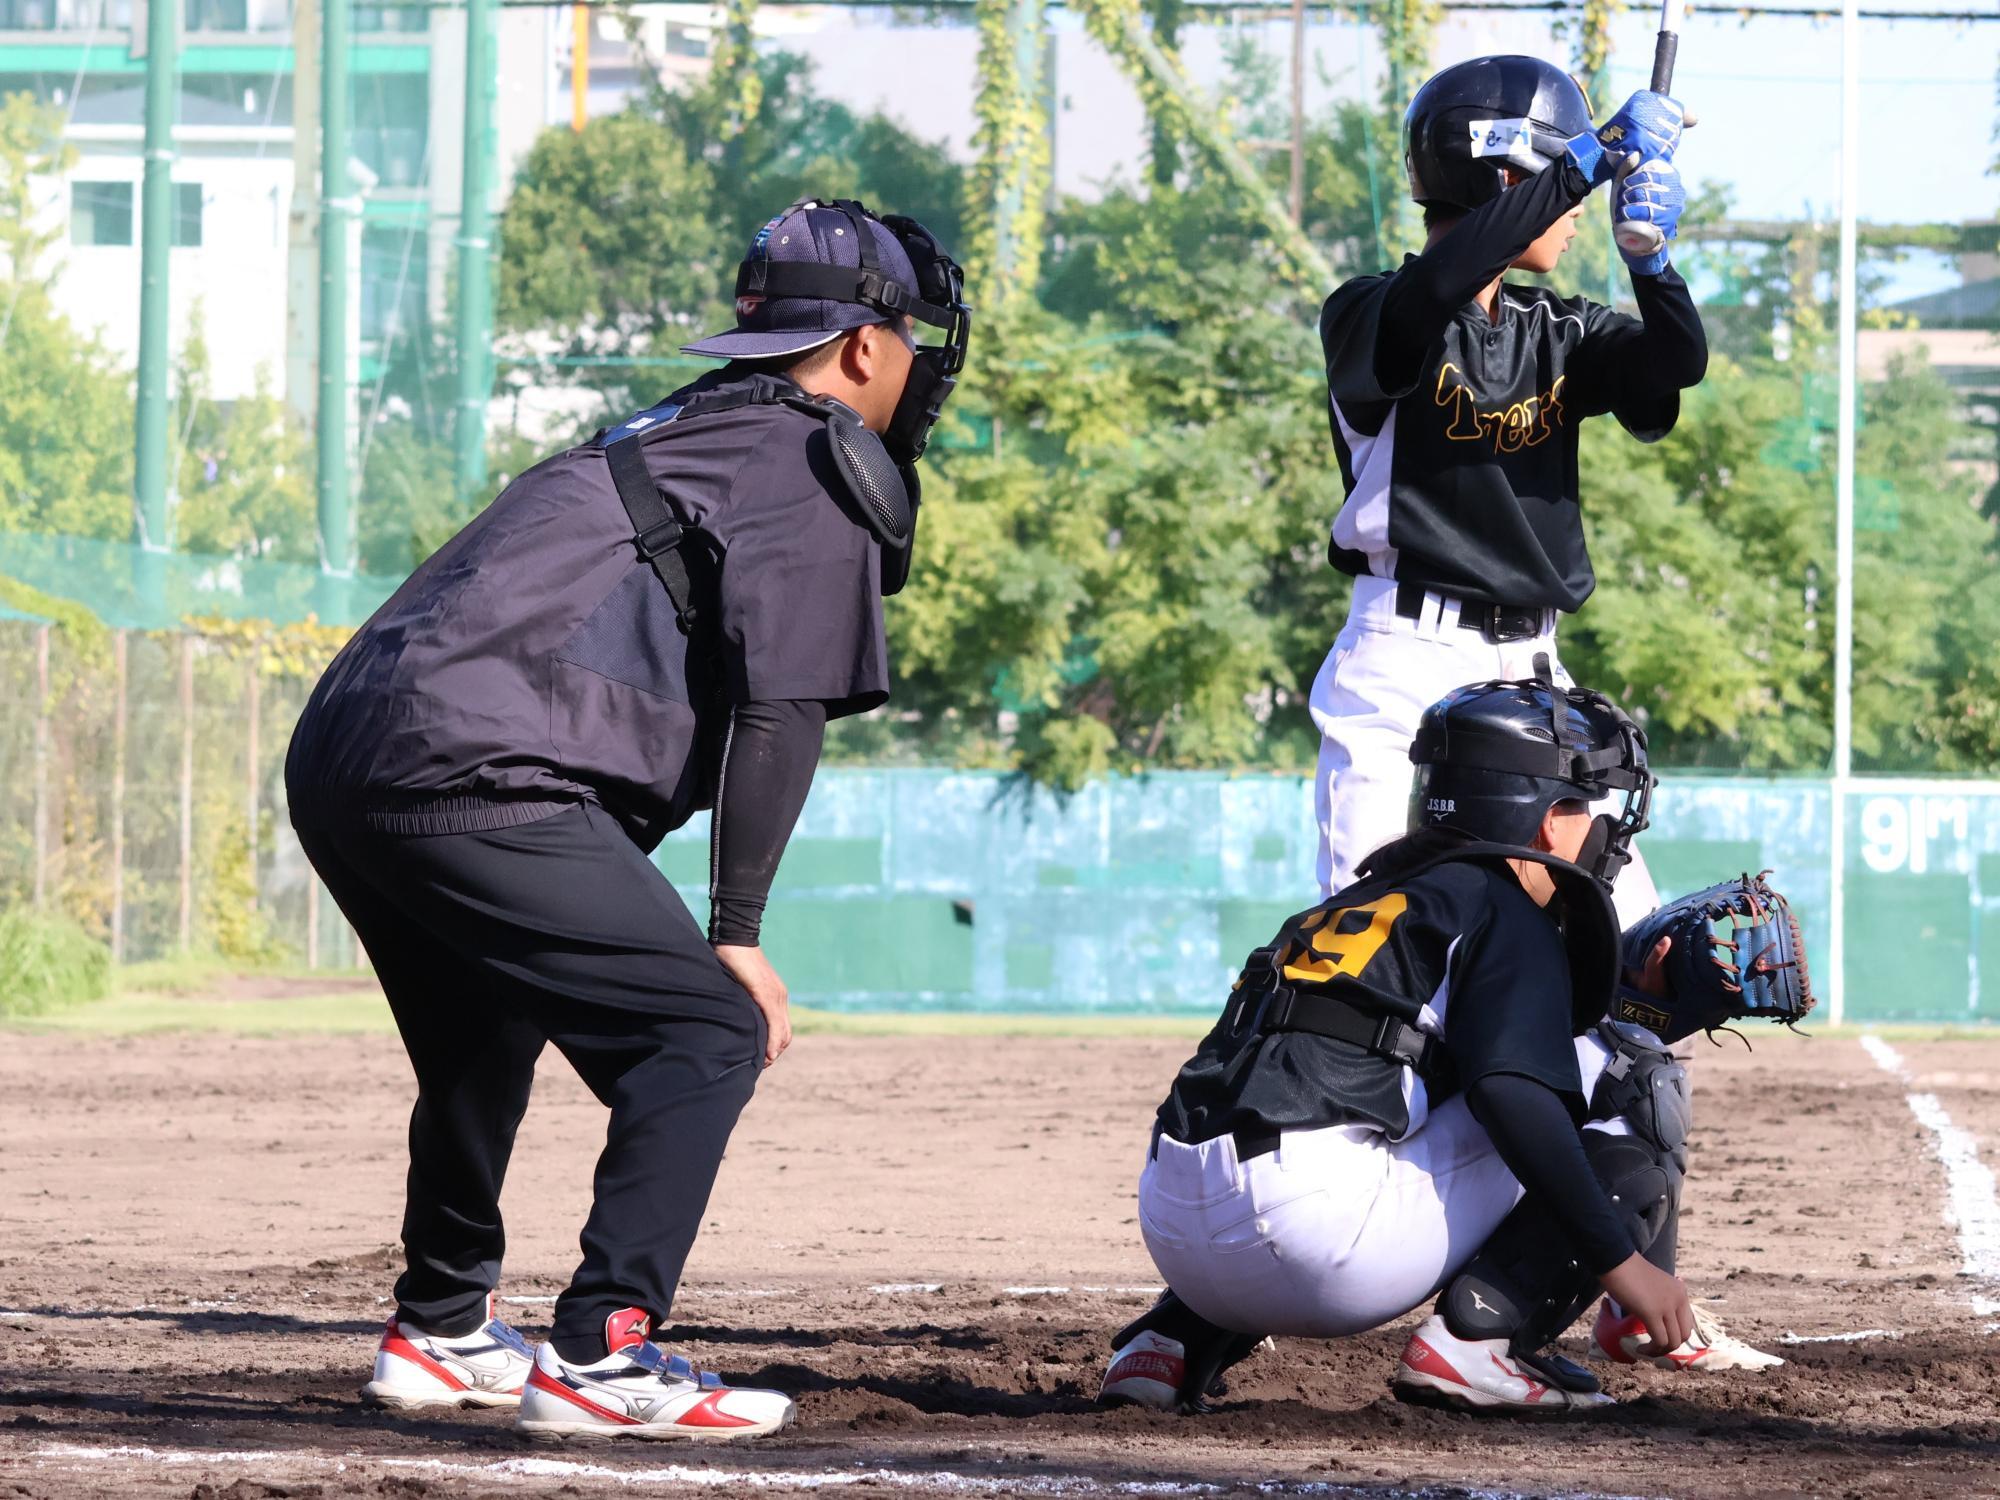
[656,769,2000,1023]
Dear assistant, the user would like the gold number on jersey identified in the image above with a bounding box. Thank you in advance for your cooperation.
[1281,894,1408,985]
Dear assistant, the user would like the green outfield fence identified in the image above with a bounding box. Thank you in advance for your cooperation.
[3,594,1994,1021]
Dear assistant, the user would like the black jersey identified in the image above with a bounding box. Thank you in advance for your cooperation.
[287,369,890,851]
[1159,834,1595,1146]
[1318,161,1707,613]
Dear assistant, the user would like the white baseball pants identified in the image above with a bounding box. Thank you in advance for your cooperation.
[1309,575,1658,924]
[1137,1034,1628,1338]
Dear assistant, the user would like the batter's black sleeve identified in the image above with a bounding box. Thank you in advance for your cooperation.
[1567,267,1708,441]
[706,699,827,946]
[1467,1072,1636,1276]
[1321,161,1592,403]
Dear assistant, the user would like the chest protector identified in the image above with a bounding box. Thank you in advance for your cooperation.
[598,375,919,628]
[1222,832,1620,1093]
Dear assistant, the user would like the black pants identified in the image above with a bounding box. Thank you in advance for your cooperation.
[296,804,765,1361]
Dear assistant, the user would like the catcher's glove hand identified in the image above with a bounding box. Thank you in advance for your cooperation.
[1614,872,1817,1044]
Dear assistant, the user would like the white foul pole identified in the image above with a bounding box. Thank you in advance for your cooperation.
[1829,0,1860,1024]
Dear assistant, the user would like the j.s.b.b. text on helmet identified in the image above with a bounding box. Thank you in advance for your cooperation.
[1425,797,1457,818]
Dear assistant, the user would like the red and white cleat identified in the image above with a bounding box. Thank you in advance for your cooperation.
[516,1308,795,1441]
[1391,1315,1612,1416]
[1592,1298,1785,1372]
[1098,1329,1187,1410]
[360,1294,535,1410]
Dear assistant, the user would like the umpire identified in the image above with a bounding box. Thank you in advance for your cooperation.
[285,198,968,1441]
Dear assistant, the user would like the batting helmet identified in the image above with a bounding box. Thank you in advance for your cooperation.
[1404,55,1594,213]
[1407,656,1652,887]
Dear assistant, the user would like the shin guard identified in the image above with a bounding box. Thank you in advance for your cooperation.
[1441,1130,1682,1359]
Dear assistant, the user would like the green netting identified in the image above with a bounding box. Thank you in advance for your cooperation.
[0,531,400,631]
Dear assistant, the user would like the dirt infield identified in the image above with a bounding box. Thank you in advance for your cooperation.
[1,1019,1997,1498]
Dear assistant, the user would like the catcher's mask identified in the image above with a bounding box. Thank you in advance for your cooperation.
[1406,655,1653,889]
[1403,54,1595,213]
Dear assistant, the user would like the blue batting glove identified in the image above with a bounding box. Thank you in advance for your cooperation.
[1614,156,1686,275]
[1598,90,1687,164]
[1567,92,1689,189]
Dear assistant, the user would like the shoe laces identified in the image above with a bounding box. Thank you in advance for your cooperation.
[487,1319,534,1358]
[1689,1303,1727,1347]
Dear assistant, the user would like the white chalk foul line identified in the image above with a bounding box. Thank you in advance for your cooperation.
[1778,1328,1902,1345]
[25,1444,1646,1499]
[21,1442,1215,1496]
[1859,1034,2000,1325]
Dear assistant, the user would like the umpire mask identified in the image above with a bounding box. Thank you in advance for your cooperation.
[877,213,970,466]
[717,199,969,594]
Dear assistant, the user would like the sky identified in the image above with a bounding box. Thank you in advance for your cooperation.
[781,1,1997,304]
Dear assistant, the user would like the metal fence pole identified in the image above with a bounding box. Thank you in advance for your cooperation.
[32,624,49,909]
[178,633,195,952]
[318,0,356,583]
[134,0,179,553]
[110,631,128,964]
[1828,0,1860,1024]
[454,0,498,500]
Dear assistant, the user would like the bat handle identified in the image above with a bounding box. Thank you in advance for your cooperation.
[1613,152,1667,257]
[1649,31,1678,94]
[1615,221,1667,256]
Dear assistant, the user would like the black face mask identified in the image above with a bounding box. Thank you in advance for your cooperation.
[728,200,969,588]
[877,212,968,466]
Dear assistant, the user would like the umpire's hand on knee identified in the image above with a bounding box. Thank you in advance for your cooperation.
[714,944,793,1067]
[1599,1251,1694,1356]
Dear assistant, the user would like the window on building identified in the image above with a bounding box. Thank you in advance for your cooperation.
[172,182,202,247]
[353,2,428,33]
[353,75,428,189]
[71,180,133,246]
[183,0,248,31]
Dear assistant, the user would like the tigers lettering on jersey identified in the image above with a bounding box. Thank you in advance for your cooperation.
[1321,273,1676,612]
[1434,364,1567,453]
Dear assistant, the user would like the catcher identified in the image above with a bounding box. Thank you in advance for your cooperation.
[1098,669,1813,1414]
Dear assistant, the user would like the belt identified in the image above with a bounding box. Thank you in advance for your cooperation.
[1394,580,1546,645]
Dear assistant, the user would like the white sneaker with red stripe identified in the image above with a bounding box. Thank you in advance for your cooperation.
[1592,1298,1785,1372]
[516,1308,796,1441]
[1391,1315,1612,1415]
[360,1295,535,1410]
[1098,1329,1187,1410]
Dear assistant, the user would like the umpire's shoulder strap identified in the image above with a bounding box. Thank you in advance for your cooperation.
[602,401,702,631]
[598,382,782,630]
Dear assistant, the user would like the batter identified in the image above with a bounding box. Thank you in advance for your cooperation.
[1311,55,1701,920]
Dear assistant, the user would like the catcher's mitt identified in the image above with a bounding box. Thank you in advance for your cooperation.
[1614,871,1817,1043]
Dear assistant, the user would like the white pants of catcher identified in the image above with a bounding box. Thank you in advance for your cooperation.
[1309,576,1659,925]
[1138,1034,1631,1338]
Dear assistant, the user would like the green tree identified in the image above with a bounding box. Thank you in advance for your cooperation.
[0,93,132,539]
[171,315,317,561]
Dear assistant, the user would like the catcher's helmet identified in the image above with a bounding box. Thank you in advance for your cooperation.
[1404,55,1594,213]
[1407,656,1652,887]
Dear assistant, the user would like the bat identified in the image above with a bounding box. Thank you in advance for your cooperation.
[1612,0,1686,258]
